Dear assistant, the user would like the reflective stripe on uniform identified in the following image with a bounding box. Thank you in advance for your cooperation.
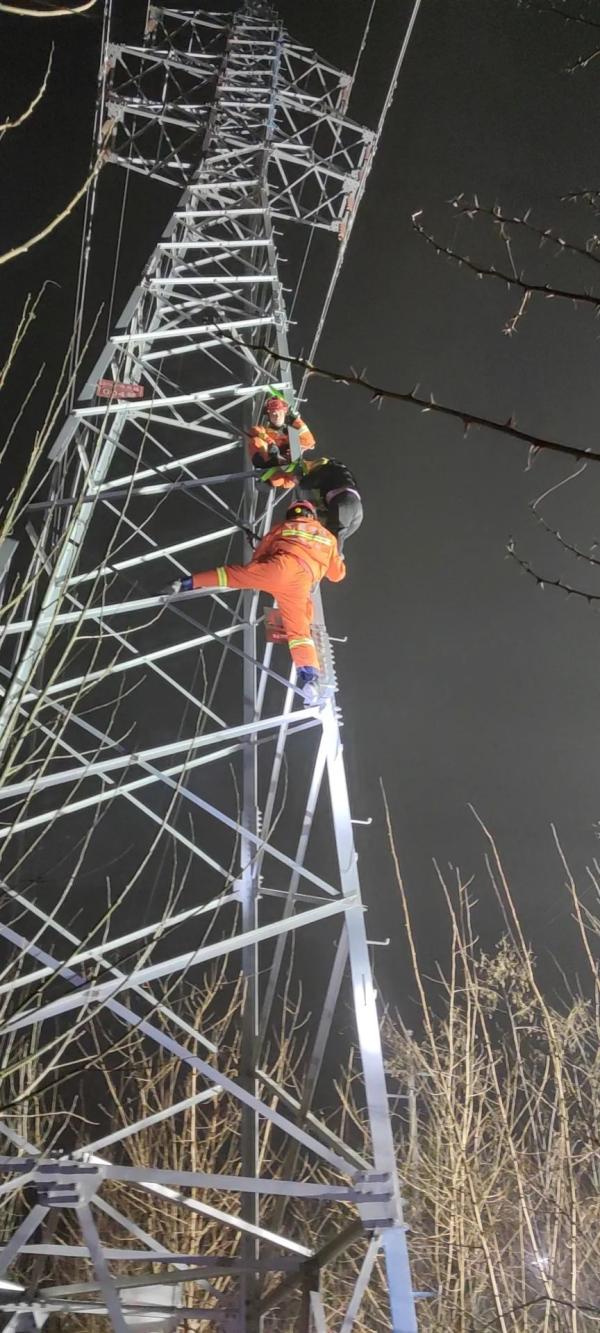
[216,567,228,587]
[280,527,332,546]
[261,461,298,481]
[288,637,314,649]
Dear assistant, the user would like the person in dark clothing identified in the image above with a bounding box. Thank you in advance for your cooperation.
[259,456,363,555]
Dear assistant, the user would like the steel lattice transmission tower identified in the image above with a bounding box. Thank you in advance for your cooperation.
[0,4,420,1330]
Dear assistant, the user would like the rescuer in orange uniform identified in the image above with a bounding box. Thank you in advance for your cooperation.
[248,394,315,475]
[169,500,345,705]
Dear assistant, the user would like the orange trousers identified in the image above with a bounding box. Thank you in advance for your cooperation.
[192,553,319,671]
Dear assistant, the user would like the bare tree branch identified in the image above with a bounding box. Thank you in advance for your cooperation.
[0,45,53,141]
[519,0,600,33]
[451,195,600,269]
[0,284,54,395]
[531,505,600,569]
[0,124,111,268]
[507,466,600,603]
[569,44,600,70]
[242,337,600,468]
[0,0,95,15]
[507,538,600,602]
[412,212,600,309]
[479,1295,600,1331]
[519,0,600,69]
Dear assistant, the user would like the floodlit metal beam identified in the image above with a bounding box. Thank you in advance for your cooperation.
[256,1071,369,1172]
[0,893,236,997]
[0,584,262,632]
[0,1207,49,1281]
[0,918,218,1058]
[25,468,257,516]
[81,1086,222,1156]
[2,897,357,1033]
[310,1291,330,1333]
[0,924,362,1183]
[340,1234,382,1332]
[36,1255,299,1283]
[90,1163,386,1203]
[78,1206,130,1333]
[0,709,317,800]
[0,698,336,898]
[112,1178,313,1260]
[12,623,243,703]
[321,704,417,1328]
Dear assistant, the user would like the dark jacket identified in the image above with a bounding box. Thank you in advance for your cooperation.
[297,457,359,502]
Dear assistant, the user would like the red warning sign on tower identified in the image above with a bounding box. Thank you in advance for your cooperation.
[96,379,145,400]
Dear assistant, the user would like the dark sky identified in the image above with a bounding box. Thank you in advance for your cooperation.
[2,0,600,1011]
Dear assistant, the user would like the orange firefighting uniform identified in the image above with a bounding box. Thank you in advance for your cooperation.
[191,514,345,671]
[248,417,315,478]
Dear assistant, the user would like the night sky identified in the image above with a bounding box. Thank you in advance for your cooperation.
[2,0,600,1014]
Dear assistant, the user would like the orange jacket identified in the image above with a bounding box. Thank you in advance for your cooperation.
[253,515,346,584]
[249,417,315,467]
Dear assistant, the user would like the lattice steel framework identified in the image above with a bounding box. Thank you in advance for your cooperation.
[0,5,418,1330]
